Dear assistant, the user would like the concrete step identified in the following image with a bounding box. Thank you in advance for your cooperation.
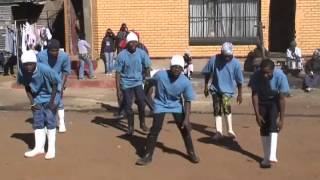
[11,73,116,89]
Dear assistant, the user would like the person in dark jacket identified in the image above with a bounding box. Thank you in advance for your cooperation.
[303,49,320,92]
[100,28,116,75]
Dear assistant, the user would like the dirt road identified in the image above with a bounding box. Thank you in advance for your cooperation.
[0,105,319,180]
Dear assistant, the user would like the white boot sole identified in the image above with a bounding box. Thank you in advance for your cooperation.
[24,150,45,158]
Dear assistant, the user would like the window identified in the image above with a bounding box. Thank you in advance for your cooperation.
[189,0,260,45]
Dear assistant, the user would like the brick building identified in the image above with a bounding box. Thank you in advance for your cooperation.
[88,0,320,59]
[0,0,318,60]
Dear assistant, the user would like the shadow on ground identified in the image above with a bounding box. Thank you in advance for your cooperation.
[117,134,190,161]
[11,132,34,149]
[91,116,147,136]
[189,121,262,163]
[198,136,262,163]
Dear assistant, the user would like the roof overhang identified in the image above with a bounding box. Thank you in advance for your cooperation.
[0,0,46,6]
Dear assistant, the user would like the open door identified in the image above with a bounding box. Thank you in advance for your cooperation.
[269,0,296,52]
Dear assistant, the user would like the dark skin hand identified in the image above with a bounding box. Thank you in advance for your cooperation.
[27,82,58,112]
[25,86,40,111]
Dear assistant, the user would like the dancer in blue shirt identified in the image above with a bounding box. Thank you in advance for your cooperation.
[37,39,71,133]
[202,42,244,140]
[18,50,61,159]
[250,59,290,168]
[136,55,199,166]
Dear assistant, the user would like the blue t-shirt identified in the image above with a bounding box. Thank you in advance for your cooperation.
[151,70,196,113]
[115,48,151,89]
[250,69,290,100]
[17,63,61,104]
[37,49,71,77]
[202,54,244,96]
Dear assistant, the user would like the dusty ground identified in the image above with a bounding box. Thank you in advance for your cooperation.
[0,97,319,180]
[1,60,319,179]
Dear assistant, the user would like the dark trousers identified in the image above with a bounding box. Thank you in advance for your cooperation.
[122,85,146,125]
[304,74,320,88]
[3,56,16,75]
[118,83,154,115]
[144,113,196,156]
[259,99,279,136]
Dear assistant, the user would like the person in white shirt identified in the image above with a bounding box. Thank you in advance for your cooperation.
[286,40,303,69]
[78,34,96,80]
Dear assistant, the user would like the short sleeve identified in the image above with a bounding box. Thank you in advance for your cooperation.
[62,55,71,75]
[201,57,214,75]
[278,73,290,94]
[234,61,244,84]
[141,50,151,69]
[183,81,196,101]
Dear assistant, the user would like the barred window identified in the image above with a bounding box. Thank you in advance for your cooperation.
[189,0,260,45]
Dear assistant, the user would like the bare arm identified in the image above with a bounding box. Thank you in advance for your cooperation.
[277,93,286,130]
[49,84,57,110]
[144,67,151,78]
[182,101,192,131]
[237,83,243,104]
[252,93,260,117]
[61,74,68,90]
[252,92,265,127]
[25,86,34,105]
[204,75,210,97]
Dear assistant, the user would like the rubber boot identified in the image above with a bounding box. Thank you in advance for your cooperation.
[260,136,271,168]
[225,113,236,138]
[58,109,66,133]
[183,133,200,163]
[45,128,56,160]
[24,129,46,158]
[269,133,278,163]
[127,113,134,136]
[136,134,158,166]
[212,116,223,140]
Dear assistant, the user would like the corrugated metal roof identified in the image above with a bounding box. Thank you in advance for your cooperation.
[0,0,46,5]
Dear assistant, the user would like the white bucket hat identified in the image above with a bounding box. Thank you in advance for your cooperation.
[126,32,138,44]
[170,55,184,68]
[21,50,37,64]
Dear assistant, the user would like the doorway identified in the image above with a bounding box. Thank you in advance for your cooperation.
[269,0,296,52]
